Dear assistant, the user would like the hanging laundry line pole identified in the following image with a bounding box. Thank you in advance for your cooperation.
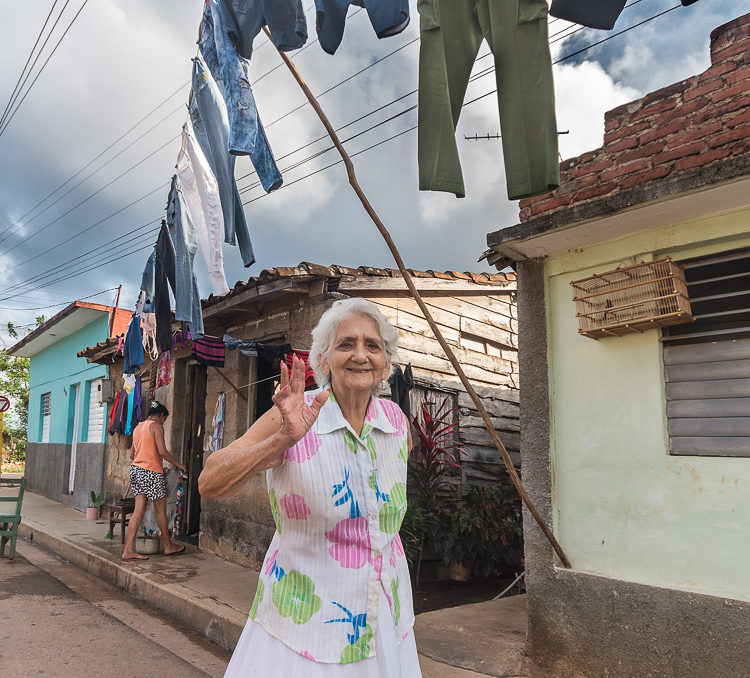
[262,27,571,569]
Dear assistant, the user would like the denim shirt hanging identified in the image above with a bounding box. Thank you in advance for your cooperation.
[199,0,283,193]
[166,175,205,339]
[189,55,256,267]
[222,0,307,60]
[123,313,145,375]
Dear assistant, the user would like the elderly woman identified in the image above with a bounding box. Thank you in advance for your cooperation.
[199,298,420,676]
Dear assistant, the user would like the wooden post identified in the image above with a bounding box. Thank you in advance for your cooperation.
[263,27,571,568]
[109,285,122,338]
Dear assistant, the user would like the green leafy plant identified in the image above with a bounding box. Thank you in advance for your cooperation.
[430,482,524,579]
[89,491,106,509]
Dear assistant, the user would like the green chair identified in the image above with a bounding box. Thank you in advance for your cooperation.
[0,477,26,559]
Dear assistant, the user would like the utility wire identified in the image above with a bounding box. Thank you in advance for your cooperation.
[1,3,679,295]
[0,0,88,138]
[0,0,60,127]
[0,286,120,311]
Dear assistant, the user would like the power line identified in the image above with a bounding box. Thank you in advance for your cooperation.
[0,1,60,128]
[0,286,120,311]
[1,2,680,297]
[0,0,89,138]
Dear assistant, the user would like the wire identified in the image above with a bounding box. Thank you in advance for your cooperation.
[0,86,188,245]
[0,286,120,311]
[0,0,60,128]
[0,1,89,138]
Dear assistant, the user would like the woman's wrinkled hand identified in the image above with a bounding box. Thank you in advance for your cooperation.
[272,356,329,450]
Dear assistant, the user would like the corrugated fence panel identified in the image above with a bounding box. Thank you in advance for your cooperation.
[665,338,750,457]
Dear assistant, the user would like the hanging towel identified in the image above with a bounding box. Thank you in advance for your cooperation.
[284,350,317,389]
[549,0,626,30]
[192,335,226,367]
[156,351,173,388]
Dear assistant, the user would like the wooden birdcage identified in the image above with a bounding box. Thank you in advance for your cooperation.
[571,257,693,339]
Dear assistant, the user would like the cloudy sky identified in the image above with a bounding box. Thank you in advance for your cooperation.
[0,0,746,344]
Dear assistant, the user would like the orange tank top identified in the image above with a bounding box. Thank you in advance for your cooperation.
[132,420,163,474]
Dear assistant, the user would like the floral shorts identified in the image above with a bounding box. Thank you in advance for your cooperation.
[129,465,166,500]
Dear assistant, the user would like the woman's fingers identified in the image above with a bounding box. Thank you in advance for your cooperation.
[279,360,290,391]
[291,355,305,394]
[309,389,330,417]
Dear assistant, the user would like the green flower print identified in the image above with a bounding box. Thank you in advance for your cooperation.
[379,482,407,534]
[397,438,408,463]
[340,624,374,664]
[269,488,282,534]
[272,570,322,625]
[391,578,401,625]
[344,430,359,455]
[249,579,264,620]
[368,472,377,494]
[365,436,377,461]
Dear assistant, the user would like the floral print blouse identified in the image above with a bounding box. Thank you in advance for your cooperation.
[248,389,414,664]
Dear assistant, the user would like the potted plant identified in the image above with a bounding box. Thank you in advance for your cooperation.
[430,482,524,581]
[87,491,106,520]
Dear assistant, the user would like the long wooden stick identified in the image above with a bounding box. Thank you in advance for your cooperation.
[264,27,571,569]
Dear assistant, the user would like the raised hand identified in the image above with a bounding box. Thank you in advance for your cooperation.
[272,356,329,448]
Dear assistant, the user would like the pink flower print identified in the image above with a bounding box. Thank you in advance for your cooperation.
[299,651,316,661]
[280,493,311,520]
[365,398,379,423]
[264,549,279,576]
[390,534,405,567]
[370,552,383,579]
[381,401,407,435]
[285,430,322,463]
[325,518,371,569]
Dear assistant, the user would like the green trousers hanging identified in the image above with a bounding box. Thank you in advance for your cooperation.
[417,0,560,200]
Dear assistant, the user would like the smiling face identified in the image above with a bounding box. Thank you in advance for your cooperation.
[321,313,390,397]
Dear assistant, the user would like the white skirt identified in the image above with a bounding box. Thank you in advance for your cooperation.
[224,587,422,677]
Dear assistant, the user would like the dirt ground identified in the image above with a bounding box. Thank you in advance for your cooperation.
[412,573,523,615]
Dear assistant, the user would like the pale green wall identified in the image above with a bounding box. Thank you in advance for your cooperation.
[546,205,750,602]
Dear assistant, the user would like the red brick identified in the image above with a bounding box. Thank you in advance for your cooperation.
[604,118,619,132]
[568,159,613,179]
[642,80,691,105]
[684,80,723,102]
[726,109,750,128]
[663,121,723,148]
[674,148,731,172]
[605,102,633,124]
[693,96,750,124]
[529,194,572,216]
[707,124,750,148]
[712,40,750,65]
[631,97,678,122]
[604,121,651,145]
[639,119,686,145]
[725,66,750,86]
[733,140,750,155]
[654,98,708,125]
[710,81,750,103]
[575,174,599,189]
[600,159,651,182]
[619,166,671,190]
[652,141,705,165]
[519,207,532,222]
[699,61,738,83]
[617,142,666,164]
[572,183,618,202]
[607,136,639,153]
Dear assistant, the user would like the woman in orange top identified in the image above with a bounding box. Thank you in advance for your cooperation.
[121,401,187,561]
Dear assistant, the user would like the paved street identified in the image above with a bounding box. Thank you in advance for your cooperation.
[0,543,231,678]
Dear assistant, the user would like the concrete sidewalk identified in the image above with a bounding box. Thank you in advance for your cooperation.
[7,487,543,677]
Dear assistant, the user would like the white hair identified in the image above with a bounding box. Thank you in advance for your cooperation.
[310,298,399,390]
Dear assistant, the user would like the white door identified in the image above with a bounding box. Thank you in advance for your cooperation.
[68,384,80,494]
[87,379,105,443]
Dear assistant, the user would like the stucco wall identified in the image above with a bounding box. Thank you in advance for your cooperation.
[520,206,750,677]
[24,442,70,502]
[27,315,109,444]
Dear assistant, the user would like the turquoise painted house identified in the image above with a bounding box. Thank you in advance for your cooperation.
[9,301,130,511]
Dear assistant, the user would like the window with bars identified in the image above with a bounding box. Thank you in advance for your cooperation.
[662,248,750,457]
[40,392,51,443]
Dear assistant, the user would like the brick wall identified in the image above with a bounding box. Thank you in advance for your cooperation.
[519,12,750,222]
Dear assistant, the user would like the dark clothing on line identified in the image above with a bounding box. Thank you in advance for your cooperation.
[155,220,177,353]
[123,314,145,375]
[388,364,413,420]
[221,0,308,59]
[549,0,625,30]
[192,335,226,367]
[417,0,559,200]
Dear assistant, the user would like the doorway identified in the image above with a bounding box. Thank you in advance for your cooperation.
[67,383,80,494]
[180,361,207,541]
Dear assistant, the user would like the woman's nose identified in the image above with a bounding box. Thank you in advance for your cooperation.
[352,341,367,361]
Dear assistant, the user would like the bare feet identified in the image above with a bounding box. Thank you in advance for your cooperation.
[121,550,149,561]
[164,545,186,556]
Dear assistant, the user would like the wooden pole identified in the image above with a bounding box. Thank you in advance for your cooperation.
[109,285,122,338]
[211,367,248,402]
[263,27,571,568]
